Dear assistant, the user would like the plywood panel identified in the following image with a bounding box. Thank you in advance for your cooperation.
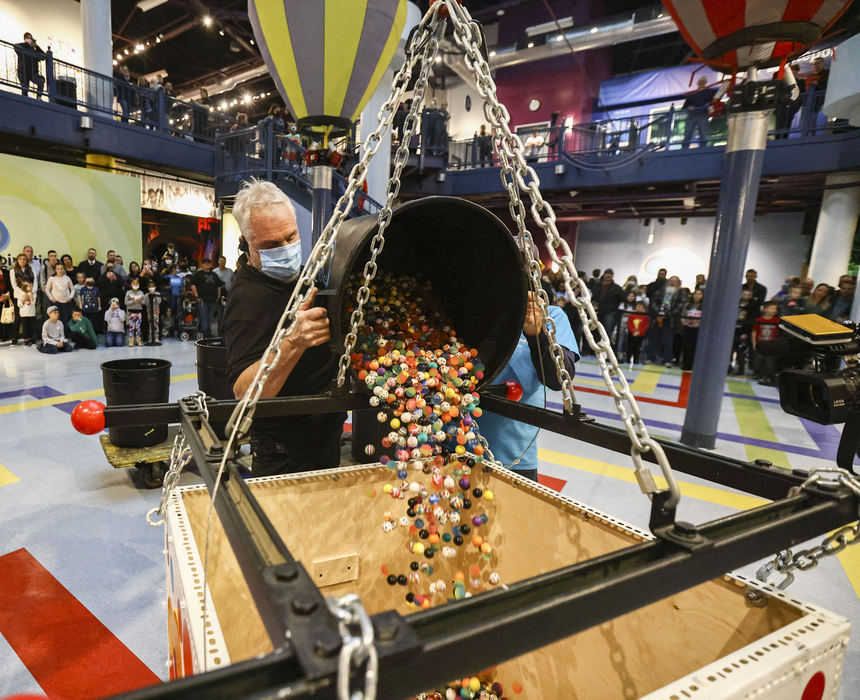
[181,464,804,698]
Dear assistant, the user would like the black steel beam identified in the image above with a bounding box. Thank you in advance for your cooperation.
[102,393,368,428]
[480,393,806,500]
[177,404,348,684]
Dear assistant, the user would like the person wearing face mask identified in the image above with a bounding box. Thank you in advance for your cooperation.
[189,258,224,338]
[124,279,145,347]
[221,178,344,477]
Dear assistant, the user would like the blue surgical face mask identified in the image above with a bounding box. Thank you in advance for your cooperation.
[258,240,301,280]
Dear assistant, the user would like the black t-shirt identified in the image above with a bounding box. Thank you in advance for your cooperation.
[189,269,223,301]
[221,261,344,465]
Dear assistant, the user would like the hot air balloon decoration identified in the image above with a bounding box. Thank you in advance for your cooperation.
[661,0,852,71]
[248,0,408,146]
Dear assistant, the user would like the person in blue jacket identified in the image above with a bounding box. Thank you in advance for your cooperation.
[478,286,579,482]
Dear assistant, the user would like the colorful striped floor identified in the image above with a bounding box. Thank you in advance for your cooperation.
[0,342,857,697]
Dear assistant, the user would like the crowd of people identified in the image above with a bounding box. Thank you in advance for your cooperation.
[0,244,235,353]
[542,266,856,385]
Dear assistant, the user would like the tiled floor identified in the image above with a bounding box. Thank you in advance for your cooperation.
[0,341,857,697]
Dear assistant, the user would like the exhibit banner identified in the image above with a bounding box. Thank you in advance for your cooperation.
[140,173,218,219]
[0,153,141,267]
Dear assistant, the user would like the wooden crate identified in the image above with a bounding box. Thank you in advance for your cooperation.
[164,464,850,698]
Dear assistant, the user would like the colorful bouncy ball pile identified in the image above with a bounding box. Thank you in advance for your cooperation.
[346,273,487,461]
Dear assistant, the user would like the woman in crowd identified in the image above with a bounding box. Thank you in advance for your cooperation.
[623,275,638,293]
[10,253,35,343]
[805,283,833,318]
[61,254,76,278]
[0,264,15,346]
[680,288,704,370]
[124,261,141,290]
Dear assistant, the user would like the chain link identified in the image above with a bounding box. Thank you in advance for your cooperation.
[757,468,860,589]
[446,1,680,509]
[327,594,378,700]
[145,392,208,526]
[335,15,445,386]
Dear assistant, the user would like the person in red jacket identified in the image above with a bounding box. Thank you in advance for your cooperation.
[625,302,650,365]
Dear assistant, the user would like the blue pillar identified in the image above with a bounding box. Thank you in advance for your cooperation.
[310,166,333,245]
[680,109,771,449]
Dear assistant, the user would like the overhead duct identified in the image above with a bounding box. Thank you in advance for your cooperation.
[489,13,678,70]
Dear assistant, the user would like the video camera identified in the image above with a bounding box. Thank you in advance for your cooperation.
[757,314,859,470]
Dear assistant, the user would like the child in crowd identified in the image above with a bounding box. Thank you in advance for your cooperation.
[625,302,650,365]
[616,291,638,359]
[104,298,126,347]
[73,271,86,302]
[752,301,781,385]
[45,262,75,332]
[68,309,98,350]
[779,285,806,317]
[16,281,36,346]
[731,289,755,375]
[38,306,73,354]
[124,280,145,346]
[78,277,101,334]
[144,281,162,344]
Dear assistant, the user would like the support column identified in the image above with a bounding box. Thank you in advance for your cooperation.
[310,166,333,245]
[81,0,113,110]
[681,109,771,449]
[360,67,394,204]
[807,172,860,288]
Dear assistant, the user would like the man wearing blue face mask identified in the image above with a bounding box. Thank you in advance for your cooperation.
[189,258,224,337]
[222,178,344,476]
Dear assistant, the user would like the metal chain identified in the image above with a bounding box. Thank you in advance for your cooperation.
[757,468,860,589]
[335,14,445,387]
[327,594,378,700]
[224,11,441,441]
[446,0,680,509]
[145,391,208,526]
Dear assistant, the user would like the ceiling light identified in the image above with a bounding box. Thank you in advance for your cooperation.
[563,116,574,128]
[203,16,212,27]
[219,30,225,36]
[590,26,598,33]
[135,43,144,52]
[435,55,441,63]
[168,119,174,125]
[250,39,255,45]
[489,50,496,57]
[527,42,534,48]
[124,48,129,54]
[209,107,214,112]
[556,35,564,42]
[496,8,504,15]
[155,37,161,43]
[220,101,228,110]
[112,59,118,65]
[116,53,122,60]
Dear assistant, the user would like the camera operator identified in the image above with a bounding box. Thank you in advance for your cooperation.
[221,179,344,476]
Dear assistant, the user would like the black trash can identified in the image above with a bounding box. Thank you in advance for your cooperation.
[321,196,528,463]
[102,358,171,447]
[196,337,233,438]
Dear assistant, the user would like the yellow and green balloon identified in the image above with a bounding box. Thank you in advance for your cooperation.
[248,0,408,137]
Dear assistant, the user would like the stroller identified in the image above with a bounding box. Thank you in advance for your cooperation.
[177,292,203,341]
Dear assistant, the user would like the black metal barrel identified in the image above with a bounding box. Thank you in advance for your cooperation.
[101,358,172,447]
[196,337,233,438]
[320,196,528,461]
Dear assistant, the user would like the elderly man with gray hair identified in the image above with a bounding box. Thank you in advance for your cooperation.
[221,178,344,476]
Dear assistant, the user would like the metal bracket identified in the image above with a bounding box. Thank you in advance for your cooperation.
[653,519,713,552]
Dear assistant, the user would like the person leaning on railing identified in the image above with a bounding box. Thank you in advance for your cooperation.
[13,32,45,99]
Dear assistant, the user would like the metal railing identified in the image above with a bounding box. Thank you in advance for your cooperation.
[215,119,381,218]
[0,38,220,143]
[446,87,848,170]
